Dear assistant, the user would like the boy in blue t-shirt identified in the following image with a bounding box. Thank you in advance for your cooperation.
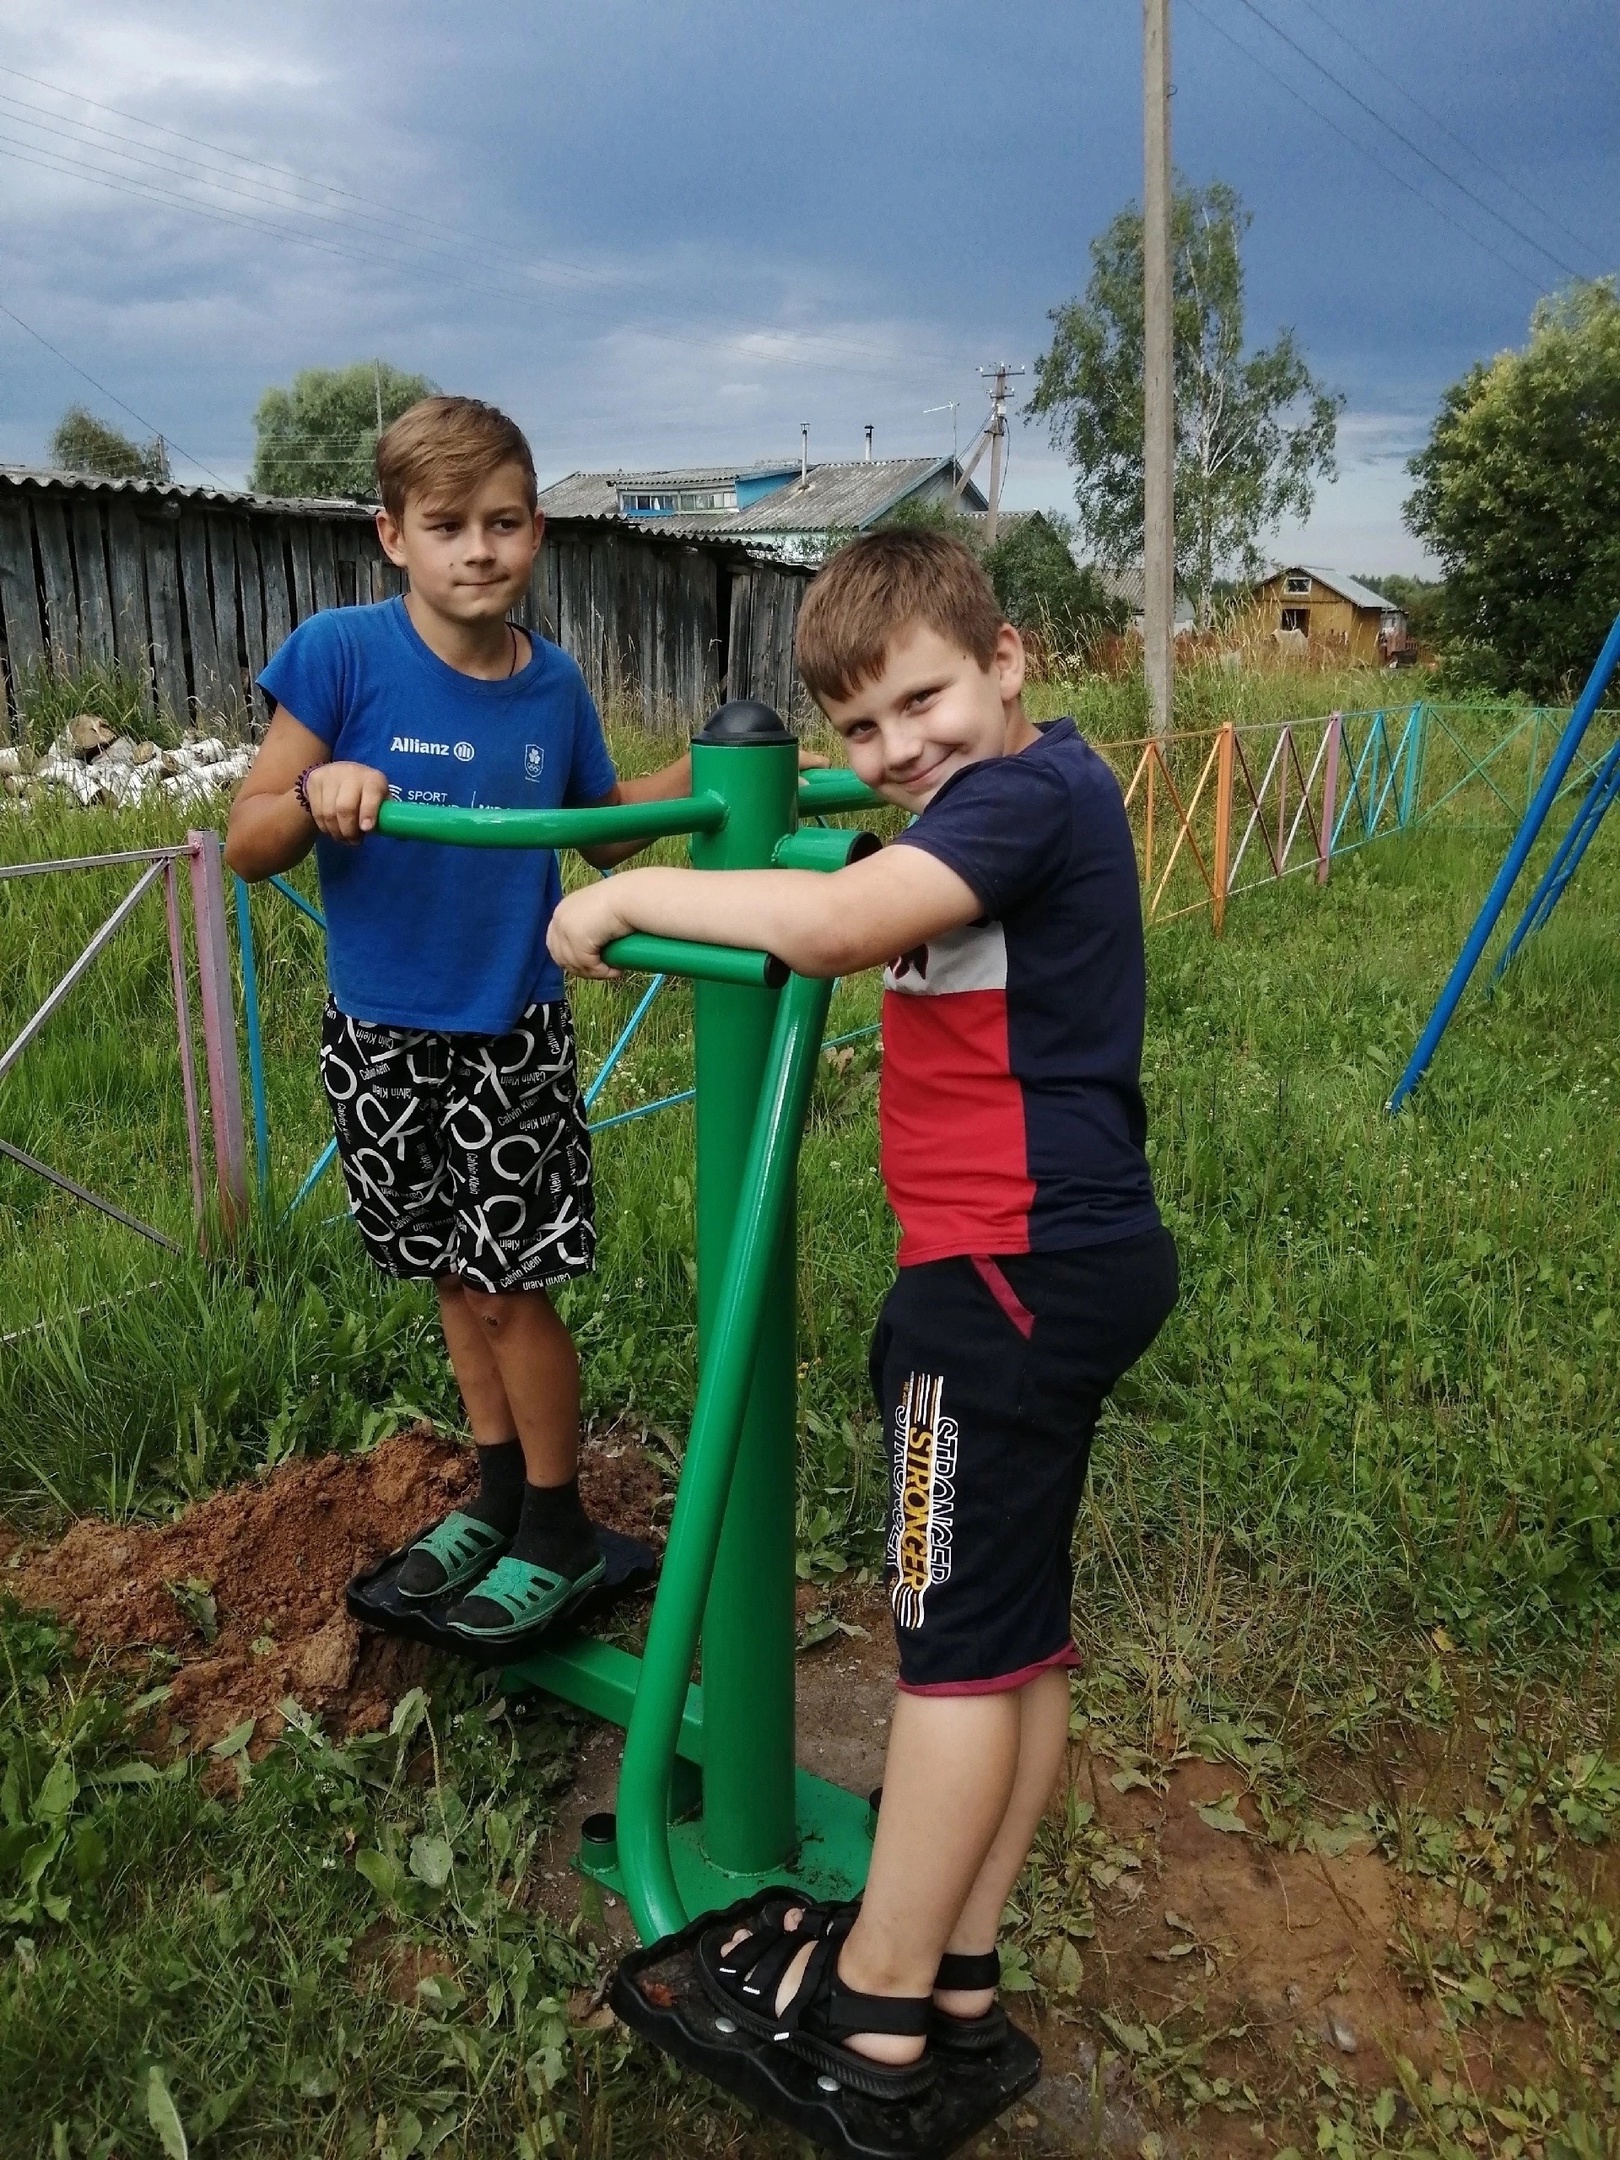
[548,531,1176,2101]
[227,395,701,1644]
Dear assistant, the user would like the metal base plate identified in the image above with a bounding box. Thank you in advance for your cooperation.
[345,1525,656,1668]
[578,1767,876,1914]
[610,1892,1042,2160]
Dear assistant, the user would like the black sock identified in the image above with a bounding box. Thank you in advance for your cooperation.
[508,1475,598,1578]
[463,1439,526,1536]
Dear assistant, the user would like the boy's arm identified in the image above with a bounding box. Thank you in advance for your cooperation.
[224,707,389,879]
[576,752,694,870]
[547,847,980,981]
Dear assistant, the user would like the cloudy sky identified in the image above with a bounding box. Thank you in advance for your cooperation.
[2,2,1616,576]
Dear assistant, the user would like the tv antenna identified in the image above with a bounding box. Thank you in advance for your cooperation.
[924,400,960,463]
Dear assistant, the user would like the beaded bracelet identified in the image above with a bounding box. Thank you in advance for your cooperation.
[293,764,318,818]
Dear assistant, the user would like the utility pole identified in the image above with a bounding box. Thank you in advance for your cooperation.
[949,364,1024,543]
[981,363,1024,546]
[1142,0,1175,738]
[374,359,384,434]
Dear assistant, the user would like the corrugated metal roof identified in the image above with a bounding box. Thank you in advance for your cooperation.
[1267,564,1398,612]
[725,457,974,530]
[538,461,800,517]
[0,463,368,517]
[539,455,986,534]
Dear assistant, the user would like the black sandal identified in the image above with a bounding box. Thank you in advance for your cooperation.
[697,1899,936,2102]
[931,1948,1008,2054]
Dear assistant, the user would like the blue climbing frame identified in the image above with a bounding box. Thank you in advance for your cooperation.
[1388,612,1620,1111]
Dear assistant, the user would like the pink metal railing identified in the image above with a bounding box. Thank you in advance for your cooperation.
[0,830,247,1252]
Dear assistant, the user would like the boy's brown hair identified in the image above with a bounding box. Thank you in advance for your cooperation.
[795,527,1003,704]
[375,395,537,519]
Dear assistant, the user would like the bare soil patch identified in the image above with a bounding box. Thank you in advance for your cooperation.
[5,1422,668,1751]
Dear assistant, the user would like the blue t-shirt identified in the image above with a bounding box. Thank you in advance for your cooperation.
[880,719,1160,1261]
[258,599,617,1033]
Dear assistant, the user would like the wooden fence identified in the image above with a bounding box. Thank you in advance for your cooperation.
[0,470,815,738]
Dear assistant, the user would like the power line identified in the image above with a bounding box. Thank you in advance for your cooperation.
[1180,0,1550,295]
[0,74,966,382]
[0,63,618,288]
[0,90,613,296]
[1290,0,1607,264]
[0,299,228,484]
[1229,0,1586,282]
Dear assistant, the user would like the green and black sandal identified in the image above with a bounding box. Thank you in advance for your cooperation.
[443,1549,607,1645]
[394,1511,512,1605]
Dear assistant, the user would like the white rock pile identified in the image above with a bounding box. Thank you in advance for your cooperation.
[0,714,253,809]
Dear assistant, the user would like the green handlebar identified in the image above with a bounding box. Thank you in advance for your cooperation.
[375,793,727,849]
[797,768,883,814]
[615,966,836,1943]
[601,933,787,988]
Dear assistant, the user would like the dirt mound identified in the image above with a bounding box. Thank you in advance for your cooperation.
[9,1424,667,1751]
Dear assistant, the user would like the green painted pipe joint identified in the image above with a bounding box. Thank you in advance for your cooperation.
[797,768,883,815]
[376,793,727,850]
[772,826,882,873]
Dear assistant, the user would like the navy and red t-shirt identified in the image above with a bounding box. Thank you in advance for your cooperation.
[881,718,1160,1265]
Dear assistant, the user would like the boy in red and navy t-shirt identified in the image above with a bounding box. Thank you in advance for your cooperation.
[548,530,1177,2102]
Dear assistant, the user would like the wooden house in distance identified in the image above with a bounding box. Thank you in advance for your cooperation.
[1244,565,1411,665]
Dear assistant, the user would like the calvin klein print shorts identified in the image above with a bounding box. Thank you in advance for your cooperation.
[319,997,594,1293]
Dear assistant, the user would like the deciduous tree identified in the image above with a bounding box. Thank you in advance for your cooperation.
[251,361,437,501]
[48,407,170,482]
[1405,279,1620,697]
[1029,181,1342,631]
[980,513,1125,651]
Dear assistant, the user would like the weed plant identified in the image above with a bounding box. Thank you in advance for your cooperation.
[3,657,190,758]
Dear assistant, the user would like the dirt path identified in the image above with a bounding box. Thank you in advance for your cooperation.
[3,1423,664,1751]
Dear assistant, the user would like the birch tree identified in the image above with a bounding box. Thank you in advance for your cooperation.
[1029,182,1342,629]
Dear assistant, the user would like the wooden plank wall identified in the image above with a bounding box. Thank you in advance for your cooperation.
[0,479,813,738]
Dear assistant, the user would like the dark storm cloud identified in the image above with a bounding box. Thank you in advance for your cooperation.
[1,1,1614,570]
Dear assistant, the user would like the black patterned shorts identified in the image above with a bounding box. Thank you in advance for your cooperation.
[318,997,595,1294]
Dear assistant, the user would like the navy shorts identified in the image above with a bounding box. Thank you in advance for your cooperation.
[869,1228,1178,1692]
[319,997,594,1294]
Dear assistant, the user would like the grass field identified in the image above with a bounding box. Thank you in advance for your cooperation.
[3,672,1619,2157]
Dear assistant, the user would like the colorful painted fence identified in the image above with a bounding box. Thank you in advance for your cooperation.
[1093,701,1620,932]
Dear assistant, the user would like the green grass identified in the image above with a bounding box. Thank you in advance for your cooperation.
[4,730,1616,1647]
[3,682,1620,2155]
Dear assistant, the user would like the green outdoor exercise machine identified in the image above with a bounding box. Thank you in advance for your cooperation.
[378,701,886,1942]
[374,702,1045,2154]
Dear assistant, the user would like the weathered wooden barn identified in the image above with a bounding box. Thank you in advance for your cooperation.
[1245,565,1407,664]
[0,467,816,737]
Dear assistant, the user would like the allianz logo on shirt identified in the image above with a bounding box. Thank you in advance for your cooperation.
[391,735,476,762]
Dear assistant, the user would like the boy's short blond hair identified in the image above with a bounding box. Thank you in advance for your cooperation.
[795,528,1003,705]
[375,395,537,519]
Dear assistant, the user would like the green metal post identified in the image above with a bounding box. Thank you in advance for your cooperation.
[687,700,801,1877]
[616,967,834,1941]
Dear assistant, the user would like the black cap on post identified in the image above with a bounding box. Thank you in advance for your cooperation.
[696,698,795,747]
